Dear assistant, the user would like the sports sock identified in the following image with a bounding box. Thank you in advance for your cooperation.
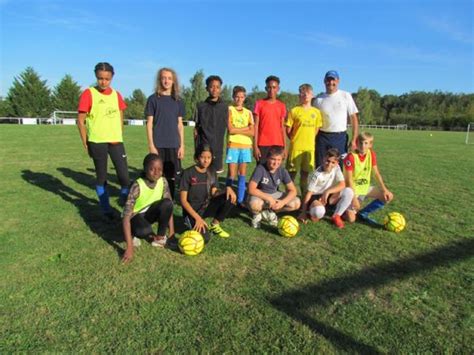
[226,177,234,187]
[334,187,354,216]
[120,186,129,197]
[237,175,246,203]
[359,199,385,216]
[95,185,110,213]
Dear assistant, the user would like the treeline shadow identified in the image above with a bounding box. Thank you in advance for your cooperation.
[270,238,474,353]
[21,169,124,257]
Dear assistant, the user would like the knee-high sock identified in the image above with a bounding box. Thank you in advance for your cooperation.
[359,199,385,215]
[237,175,246,203]
[95,185,110,213]
[334,187,354,216]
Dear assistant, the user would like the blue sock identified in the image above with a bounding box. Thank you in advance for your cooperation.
[359,199,385,216]
[120,186,129,196]
[237,175,246,204]
[95,185,110,213]
[226,178,234,187]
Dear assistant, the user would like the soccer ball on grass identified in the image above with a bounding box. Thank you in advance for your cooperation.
[384,212,406,233]
[278,215,299,238]
[178,230,205,256]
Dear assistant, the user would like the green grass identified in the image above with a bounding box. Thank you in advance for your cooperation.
[1,126,473,353]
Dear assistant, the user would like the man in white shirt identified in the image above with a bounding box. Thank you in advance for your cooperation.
[313,70,359,168]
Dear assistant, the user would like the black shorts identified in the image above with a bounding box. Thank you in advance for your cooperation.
[157,147,182,179]
[306,193,337,211]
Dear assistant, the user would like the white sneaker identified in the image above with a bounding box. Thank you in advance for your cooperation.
[262,210,278,226]
[133,237,142,247]
[151,235,167,248]
[251,213,262,228]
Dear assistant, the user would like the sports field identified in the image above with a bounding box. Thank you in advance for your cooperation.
[1,125,473,353]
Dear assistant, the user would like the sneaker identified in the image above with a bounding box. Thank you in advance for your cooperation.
[133,237,142,247]
[209,223,230,238]
[262,210,278,227]
[251,213,262,228]
[165,234,179,249]
[216,169,225,174]
[151,235,167,248]
[331,214,345,229]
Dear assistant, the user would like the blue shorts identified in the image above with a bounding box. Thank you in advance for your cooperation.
[225,148,252,164]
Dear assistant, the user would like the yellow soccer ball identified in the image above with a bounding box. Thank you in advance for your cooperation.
[178,230,205,256]
[278,215,299,238]
[384,212,406,233]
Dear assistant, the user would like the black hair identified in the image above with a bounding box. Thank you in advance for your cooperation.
[266,145,284,158]
[265,75,280,85]
[205,75,223,88]
[232,85,246,97]
[194,143,214,161]
[94,62,114,75]
[325,148,340,159]
[141,153,162,178]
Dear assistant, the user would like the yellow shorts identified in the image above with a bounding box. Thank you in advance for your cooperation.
[286,149,314,173]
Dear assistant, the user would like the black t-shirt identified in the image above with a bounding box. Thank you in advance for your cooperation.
[180,166,217,213]
[193,97,228,154]
[249,164,292,194]
[145,94,185,148]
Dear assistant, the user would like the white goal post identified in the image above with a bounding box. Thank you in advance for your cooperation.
[52,111,77,125]
[466,123,474,144]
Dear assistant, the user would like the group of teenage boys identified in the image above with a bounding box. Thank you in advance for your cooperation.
[192,70,393,231]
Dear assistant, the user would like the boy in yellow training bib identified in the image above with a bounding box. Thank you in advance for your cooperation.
[343,132,394,225]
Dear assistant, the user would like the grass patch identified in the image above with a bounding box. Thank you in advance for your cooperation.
[1,126,473,352]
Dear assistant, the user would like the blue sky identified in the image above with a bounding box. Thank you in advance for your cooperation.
[1,0,473,98]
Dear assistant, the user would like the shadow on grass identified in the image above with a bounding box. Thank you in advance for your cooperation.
[270,238,474,353]
[21,170,124,258]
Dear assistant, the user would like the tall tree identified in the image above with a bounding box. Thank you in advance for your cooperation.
[124,89,147,119]
[52,74,82,112]
[7,67,52,117]
[381,95,399,124]
[221,84,232,105]
[0,96,12,117]
[354,88,382,124]
[182,69,208,120]
[278,91,299,110]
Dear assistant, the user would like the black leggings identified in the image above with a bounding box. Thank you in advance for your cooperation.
[186,194,234,224]
[184,194,234,242]
[131,199,173,237]
[88,142,130,187]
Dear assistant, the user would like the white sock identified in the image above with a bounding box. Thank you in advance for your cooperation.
[309,205,326,219]
[334,187,354,216]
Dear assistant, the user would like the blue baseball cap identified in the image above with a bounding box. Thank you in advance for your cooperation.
[324,70,339,80]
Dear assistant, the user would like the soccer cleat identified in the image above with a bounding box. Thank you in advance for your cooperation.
[151,235,167,248]
[262,210,278,227]
[209,223,230,238]
[331,214,345,229]
[251,213,262,228]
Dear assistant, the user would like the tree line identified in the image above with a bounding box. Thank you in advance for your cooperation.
[1,67,472,130]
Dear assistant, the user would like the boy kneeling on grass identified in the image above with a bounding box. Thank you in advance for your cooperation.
[122,154,176,263]
[343,132,394,225]
[298,148,353,228]
[247,146,301,228]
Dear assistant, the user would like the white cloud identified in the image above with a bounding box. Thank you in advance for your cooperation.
[422,15,473,45]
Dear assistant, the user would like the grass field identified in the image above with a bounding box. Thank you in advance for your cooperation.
[1,125,473,353]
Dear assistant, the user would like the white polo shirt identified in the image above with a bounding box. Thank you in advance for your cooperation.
[314,90,358,133]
